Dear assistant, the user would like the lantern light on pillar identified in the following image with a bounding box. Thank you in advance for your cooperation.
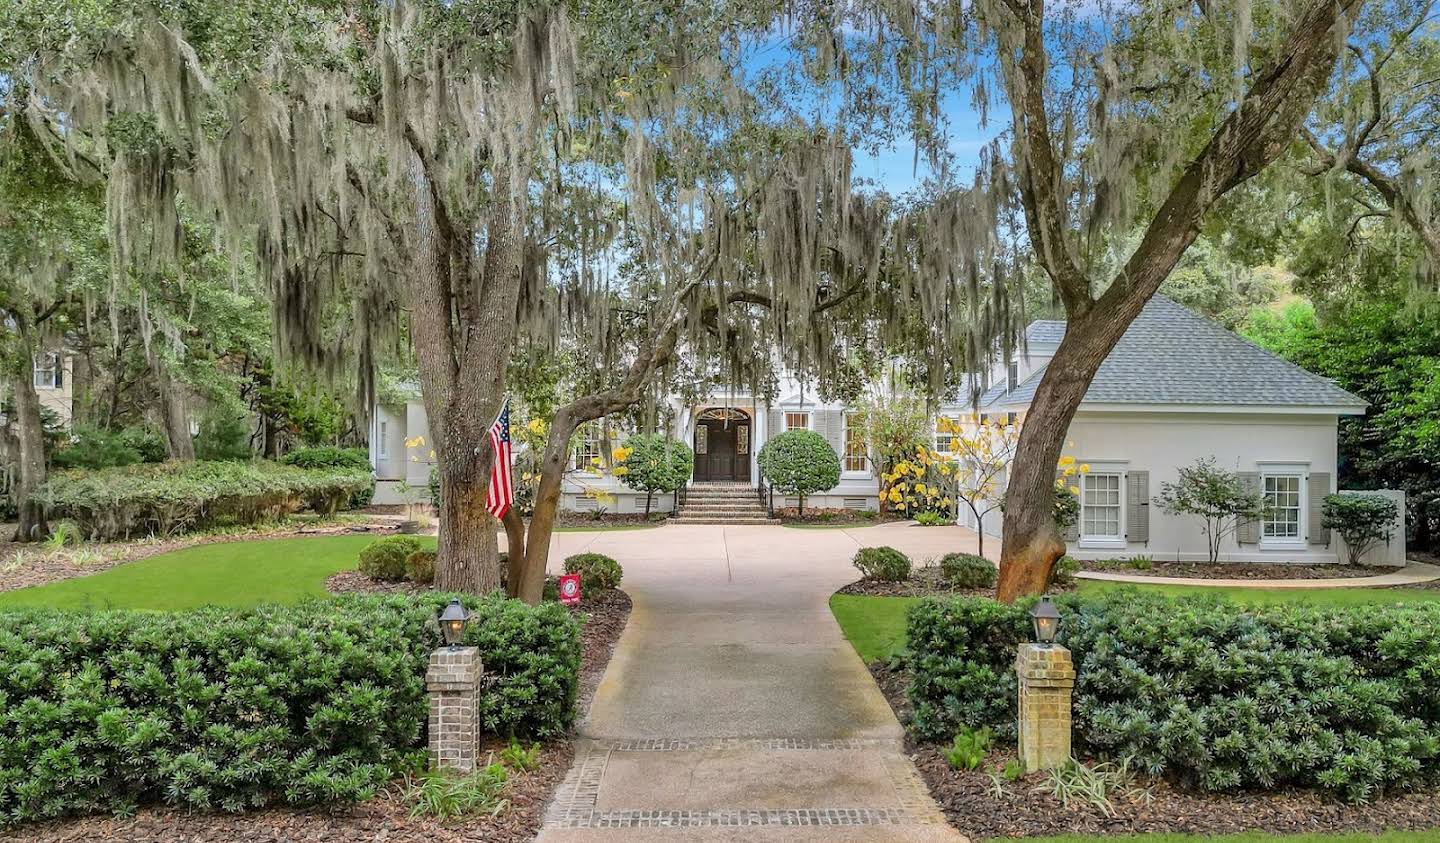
[438,598,471,648]
[1030,596,1061,646]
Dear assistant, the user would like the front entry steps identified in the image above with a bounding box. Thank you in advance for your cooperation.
[670,482,776,525]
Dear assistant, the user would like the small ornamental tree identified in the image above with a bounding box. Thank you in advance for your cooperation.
[1323,493,1398,565]
[757,430,840,516]
[1155,457,1267,564]
[618,434,694,517]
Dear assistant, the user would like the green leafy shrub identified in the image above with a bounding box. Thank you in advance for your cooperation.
[500,739,541,772]
[31,460,375,541]
[563,553,622,591]
[757,430,840,514]
[428,465,442,510]
[1323,493,1399,564]
[945,726,993,770]
[405,549,437,584]
[1050,555,1080,587]
[914,511,953,527]
[283,447,375,509]
[904,592,1440,801]
[50,426,167,470]
[617,434,694,515]
[852,546,911,582]
[0,592,580,825]
[359,535,427,581]
[940,553,996,589]
[193,412,253,461]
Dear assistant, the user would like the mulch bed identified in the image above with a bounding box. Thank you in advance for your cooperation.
[0,519,397,594]
[773,506,901,525]
[7,589,633,843]
[1079,559,1389,580]
[556,512,666,527]
[866,656,1440,839]
[836,565,1076,599]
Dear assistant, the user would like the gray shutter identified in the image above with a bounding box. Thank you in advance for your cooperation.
[817,409,844,457]
[768,409,783,443]
[1308,472,1331,546]
[1236,472,1261,544]
[1126,470,1149,543]
[1059,469,1079,542]
[53,355,63,388]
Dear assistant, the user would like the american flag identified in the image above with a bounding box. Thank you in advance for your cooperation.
[485,400,514,519]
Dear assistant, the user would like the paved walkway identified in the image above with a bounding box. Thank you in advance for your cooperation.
[533,522,977,842]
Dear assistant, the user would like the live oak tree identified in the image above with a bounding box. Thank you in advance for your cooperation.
[6,0,908,600]
[805,0,1377,599]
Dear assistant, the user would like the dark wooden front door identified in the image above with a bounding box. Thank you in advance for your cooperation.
[694,419,751,482]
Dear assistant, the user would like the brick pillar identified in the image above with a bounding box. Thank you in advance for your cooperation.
[1015,643,1075,771]
[426,646,482,772]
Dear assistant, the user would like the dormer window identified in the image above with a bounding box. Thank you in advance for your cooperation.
[1006,361,1019,393]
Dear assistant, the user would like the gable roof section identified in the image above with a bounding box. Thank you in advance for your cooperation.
[988,295,1367,412]
[1026,320,1067,344]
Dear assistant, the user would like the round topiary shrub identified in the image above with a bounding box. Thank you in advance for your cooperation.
[404,549,437,584]
[757,429,841,514]
[853,546,911,582]
[563,552,623,591]
[940,552,996,589]
[358,535,426,582]
[618,433,694,516]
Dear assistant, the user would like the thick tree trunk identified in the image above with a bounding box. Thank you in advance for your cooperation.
[501,507,527,595]
[154,365,194,460]
[434,456,503,594]
[9,345,49,542]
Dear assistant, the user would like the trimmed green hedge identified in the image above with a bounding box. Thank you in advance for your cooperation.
[905,592,1440,801]
[0,593,580,825]
[281,447,376,509]
[31,460,375,541]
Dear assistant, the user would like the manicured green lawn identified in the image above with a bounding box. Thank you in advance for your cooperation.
[1007,833,1440,843]
[1077,578,1440,606]
[831,581,1440,663]
[830,593,922,661]
[0,534,424,611]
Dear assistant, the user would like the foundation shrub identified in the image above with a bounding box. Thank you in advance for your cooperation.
[30,460,374,541]
[358,536,427,582]
[852,546,912,582]
[939,552,996,588]
[404,549,437,584]
[282,447,376,508]
[563,553,623,591]
[904,591,1440,801]
[0,593,580,826]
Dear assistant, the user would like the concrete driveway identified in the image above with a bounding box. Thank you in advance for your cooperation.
[537,522,981,842]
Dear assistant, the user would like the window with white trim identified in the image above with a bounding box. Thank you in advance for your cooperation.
[842,413,868,473]
[933,416,962,456]
[784,412,810,431]
[33,352,60,389]
[1263,474,1304,541]
[377,421,389,458]
[1081,473,1123,540]
[572,422,605,472]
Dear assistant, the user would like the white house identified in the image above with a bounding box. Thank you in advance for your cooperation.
[370,296,1397,563]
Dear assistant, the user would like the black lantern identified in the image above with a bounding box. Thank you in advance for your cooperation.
[1030,596,1061,646]
[438,598,471,648]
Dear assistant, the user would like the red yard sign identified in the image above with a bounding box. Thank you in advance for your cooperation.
[558,573,582,606]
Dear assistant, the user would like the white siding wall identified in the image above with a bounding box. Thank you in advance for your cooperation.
[1063,411,1344,563]
[404,401,435,485]
[370,404,408,481]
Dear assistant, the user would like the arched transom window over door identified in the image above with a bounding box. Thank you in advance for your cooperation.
[693,408,751,482]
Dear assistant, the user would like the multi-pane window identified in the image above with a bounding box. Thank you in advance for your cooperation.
[933,416,962,456]
[32,353,59,389]
[1081,473,1122,539]
[843,413,868,473]
[1263,475,1302,540]
[377,421,389,458]
[573,423,605,471]
[784,412,810,431]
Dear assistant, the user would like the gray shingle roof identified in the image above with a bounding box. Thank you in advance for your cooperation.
[987,296,1367,411]
[1026,320,1067,344]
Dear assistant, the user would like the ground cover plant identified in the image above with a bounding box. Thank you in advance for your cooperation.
[0,592,581,826]
[563,553,623,591]
[31,460,375,541]
[852,546,912,582]
[904,590,1440,801]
